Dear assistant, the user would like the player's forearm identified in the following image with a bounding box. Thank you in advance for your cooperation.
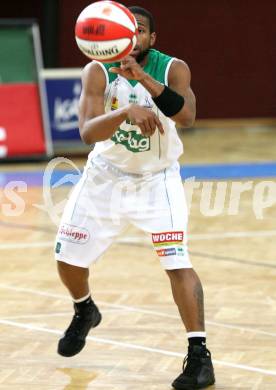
[171,89,196,128]
[139,73,165,97]
[140,74,195,127]
[80,107,128,144]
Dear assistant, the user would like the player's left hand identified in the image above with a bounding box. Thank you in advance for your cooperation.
[109,56,146,81]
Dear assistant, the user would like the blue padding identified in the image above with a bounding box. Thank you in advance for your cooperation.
[0,172,42,187]
[0,161,276,187]
[0,171,80,187]
[180,162,276,180]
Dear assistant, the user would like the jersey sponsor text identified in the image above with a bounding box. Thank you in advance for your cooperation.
[152,231,184,246]
[111,129,150,152]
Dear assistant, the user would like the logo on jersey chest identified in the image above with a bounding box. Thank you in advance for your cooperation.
[111,96,119,111]
[129,93,138,104]
[111,129,150,153]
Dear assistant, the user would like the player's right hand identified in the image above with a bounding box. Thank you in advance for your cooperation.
[126,104,164,137]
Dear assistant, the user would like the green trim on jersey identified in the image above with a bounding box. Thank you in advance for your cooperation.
[102,62,118,84]
[103,49,173,87]
[142,49,173,85]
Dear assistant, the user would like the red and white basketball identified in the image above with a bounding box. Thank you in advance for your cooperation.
[75,1,138,62]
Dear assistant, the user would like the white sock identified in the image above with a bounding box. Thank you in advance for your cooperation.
[187,331,206,339]
[72,292,91,303]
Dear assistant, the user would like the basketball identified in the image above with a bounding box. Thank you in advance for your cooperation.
[75,1,138,62]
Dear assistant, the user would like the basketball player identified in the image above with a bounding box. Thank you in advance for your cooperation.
[55,6,215,389]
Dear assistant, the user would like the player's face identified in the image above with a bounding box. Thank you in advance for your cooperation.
[131,14,156,64]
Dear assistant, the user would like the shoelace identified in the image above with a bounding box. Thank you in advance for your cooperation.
[182,348,211,377]
[65,305,97,337]
[182,352,201,376]
[65,314,83,336]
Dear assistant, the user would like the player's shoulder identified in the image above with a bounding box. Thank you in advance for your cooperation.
[152,49,191,77]
[82,60,104,78]
[82,60,119,85]
[81,61,107,91]
[169,58,191,82]
[171,58,191,73]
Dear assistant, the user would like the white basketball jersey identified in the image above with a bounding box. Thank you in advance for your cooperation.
[88,49,183,174]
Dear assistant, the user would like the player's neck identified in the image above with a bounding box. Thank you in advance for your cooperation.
[139,53,150,68]
[136,48,151,68]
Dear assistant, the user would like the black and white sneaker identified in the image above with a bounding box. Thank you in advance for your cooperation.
[172,345,215,389]
[58,301,102,357]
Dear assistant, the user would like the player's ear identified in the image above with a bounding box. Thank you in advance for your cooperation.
[150,32,156,47]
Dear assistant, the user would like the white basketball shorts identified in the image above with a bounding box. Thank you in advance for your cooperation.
[55,156,192,270]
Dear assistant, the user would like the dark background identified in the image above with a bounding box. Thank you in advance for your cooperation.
[2,0,276,119]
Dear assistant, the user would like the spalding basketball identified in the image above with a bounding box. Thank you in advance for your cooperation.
[75,1,138,62]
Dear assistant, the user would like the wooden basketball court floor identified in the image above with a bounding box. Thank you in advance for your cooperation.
[0,121,276,389]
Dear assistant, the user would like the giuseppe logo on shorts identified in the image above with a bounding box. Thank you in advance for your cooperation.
[152,231,184,247]
[58,224,90,244]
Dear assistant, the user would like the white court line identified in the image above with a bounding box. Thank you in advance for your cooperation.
[0,241,53,250]
[2,312,72,320]
[0,283,275,338]
[0,318,276,377]
[3,308,121,320]
[0,229,276,250]
[189,230,276,240]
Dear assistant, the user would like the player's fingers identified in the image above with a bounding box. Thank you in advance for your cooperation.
[120,63,132,71]
[138,122,147,136]
[141,116,154,134]
[109,67,122,74]
[141,118,154,136]
[121,56,134,65]
[148,116,157,134]
[145,118,156,137]
[155,117,165,135]
[122,55,132,61]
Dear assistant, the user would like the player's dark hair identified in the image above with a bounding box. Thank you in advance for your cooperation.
[128,6,155,33]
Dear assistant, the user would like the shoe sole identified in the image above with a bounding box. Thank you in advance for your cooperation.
[58,311,102,357]
[172,379,215,389]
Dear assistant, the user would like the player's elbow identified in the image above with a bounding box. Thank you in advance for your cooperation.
[81,134,93,145]
[172,106,195,128]
[175,114,195,129]
[180,118,195,128]
[79,126,95,145]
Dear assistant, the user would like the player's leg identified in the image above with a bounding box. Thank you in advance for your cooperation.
[130,163,215,389]
[57,261,89,299]
[166,267,205,332]
[166,268,215,389]
[56,259,98,357]
[54,160,128,357]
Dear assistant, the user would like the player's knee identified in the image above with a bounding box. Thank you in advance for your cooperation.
[57,259,68,273]
[57,260,88,278]
[166,267,195,282]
